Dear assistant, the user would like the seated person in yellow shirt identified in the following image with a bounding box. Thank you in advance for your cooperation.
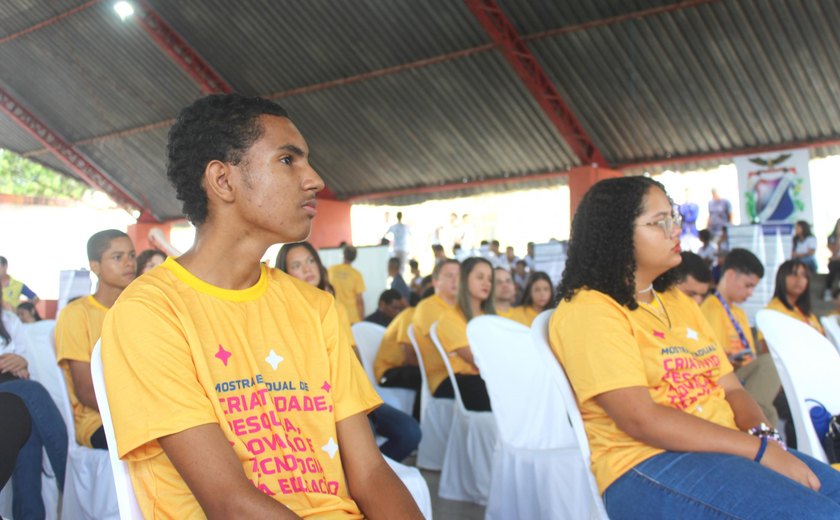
[411,259,459,397]
[699,248,781,426]
[101,94,421,519]
[435,257,495,411]
[674,251,712,305]
[764,259,825,335]
[492,267,517,319]
[550,176,840,518]
[55,228,136,449]
[328,245,366,323]
[509,271,553,327]
[277,241,421,463]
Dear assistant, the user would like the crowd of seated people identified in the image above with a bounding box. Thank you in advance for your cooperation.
[4,92,840,519]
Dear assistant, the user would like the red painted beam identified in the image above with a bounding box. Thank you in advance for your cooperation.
[615,137,840,171]
[0,86,143,212]
[0,0,102,45]
[134,0,232,94]
[465,0,607,167]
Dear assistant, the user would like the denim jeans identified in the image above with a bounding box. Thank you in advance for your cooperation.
[370,403,421,462]
[0,379,68,520]
[604,450,840,519]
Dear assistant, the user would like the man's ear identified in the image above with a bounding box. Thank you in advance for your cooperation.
[89,260,100,277]
[204,160,236,204]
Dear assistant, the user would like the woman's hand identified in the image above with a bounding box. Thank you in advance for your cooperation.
[760,441,820,491]
[0,353,28,377]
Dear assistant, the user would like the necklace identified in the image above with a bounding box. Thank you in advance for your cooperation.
[637,291,672,329]
[637,284,653,294]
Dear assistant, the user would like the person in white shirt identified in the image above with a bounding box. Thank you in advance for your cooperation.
[383,212,411,271]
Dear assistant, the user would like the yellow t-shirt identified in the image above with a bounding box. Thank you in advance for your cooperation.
[508,305,539,327]
[410,294,452,393]
[336,301,355,349]
[550,287,736,494]
[327,264,366,324]
[495,306,516,320]
[765,297,825,335]
[700,295,756,364]
[436,307,481,378]
[101,258,381,519]
[55,295,107,446]
[373,307,416,381]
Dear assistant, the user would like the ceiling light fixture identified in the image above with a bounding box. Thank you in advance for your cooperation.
[114,1,135,21]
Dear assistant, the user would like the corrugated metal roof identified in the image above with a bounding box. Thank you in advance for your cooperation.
[0,0,837,219]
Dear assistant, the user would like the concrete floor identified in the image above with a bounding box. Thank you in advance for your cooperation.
[418,466,485,520]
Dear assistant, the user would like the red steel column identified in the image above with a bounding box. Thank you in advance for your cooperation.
[134,1,232,94]
[465,0,607,166]
[0,86,144,212]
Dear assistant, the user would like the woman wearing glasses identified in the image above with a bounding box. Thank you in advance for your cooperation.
[549,176,840,518]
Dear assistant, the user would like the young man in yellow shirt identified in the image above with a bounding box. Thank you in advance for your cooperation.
[675,252,712,305]
[699,248,781,425]
[408,259,459,395]
[492,267,517,319]
[55,229,136,448]
[101,94,420,519]
[328,245,366,323]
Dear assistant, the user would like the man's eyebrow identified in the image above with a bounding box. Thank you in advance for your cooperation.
[280,144,307,157]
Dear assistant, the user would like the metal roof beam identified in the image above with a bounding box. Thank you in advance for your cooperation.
[0,86,144,213]
[465,0,607,167]
[134,0,232,94]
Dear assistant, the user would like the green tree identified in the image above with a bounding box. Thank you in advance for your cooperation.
[0,149,91,199]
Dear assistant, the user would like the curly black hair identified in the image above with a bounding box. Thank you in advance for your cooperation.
[556,176,679,310]
[166,94,289,225]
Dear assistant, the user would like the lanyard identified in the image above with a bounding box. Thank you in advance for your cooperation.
[714,291,752,356]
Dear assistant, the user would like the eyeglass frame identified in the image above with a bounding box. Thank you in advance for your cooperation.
[636,209,683,237]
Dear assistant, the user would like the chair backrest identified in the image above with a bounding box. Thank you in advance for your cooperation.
[532,310,610,520]
[351,321,387,385]
[90,341,144,519]
[21,320,76,444]
[821,316,840,353]
[468,315,576,449]
[407,324,433,419]
[429,322,468,413]
[757,310,840,463]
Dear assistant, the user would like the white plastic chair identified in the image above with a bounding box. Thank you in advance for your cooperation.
[384,456,434,519]
[90,341,144,519]
[351,321,415,415]
[469,315,596,519]
[757,310,840,463]
[531,310,610,520]
[429,322,498,505]
[0,320,61,520]
[407,324,453,470]
[820,316,840,353]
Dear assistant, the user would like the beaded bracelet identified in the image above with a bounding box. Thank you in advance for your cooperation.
[747,422,787,451]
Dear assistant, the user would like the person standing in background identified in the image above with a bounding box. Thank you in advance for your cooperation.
[707,188,732,240]
[328,245,367,323]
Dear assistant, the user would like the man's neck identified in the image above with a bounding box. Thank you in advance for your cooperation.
[438,292,456,306]
[176,223,269,290]
[93,284,123,308]
[495,301,512,312]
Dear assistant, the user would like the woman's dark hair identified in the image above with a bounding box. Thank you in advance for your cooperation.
[167,94,289,225]
[556,176,678,309]
[275,242,333,294]
[135,249,166,277]
[16,301,41,322]
[772,259,812,316]
[793,220,813,249]
[456,257,496,321]
[520,271,554,310]
[0,291,10,344]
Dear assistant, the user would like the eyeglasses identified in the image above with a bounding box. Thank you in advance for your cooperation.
[638,213,682,237]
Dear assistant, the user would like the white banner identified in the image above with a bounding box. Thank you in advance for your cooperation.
[734,148,813,225]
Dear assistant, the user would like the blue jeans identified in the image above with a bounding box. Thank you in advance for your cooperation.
[0,379,68,520]
[604,450,840,519]
[370,403,422,462]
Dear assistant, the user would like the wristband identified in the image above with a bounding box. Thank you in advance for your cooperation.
[754,436,768,463]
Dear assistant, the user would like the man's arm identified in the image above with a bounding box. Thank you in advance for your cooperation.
[159,423,299,519]
[355,294,365,323]
[337,412,423,519]
[399,343,418,366]
[68,360,99,411]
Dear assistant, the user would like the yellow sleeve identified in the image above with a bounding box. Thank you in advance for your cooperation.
[550,296,647,405]
[437,309,468,353]
[102,298,218,460]
[55,301,94,363]
[322,297,382,422]
[335,303,355,348]
[700,298,730,353]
